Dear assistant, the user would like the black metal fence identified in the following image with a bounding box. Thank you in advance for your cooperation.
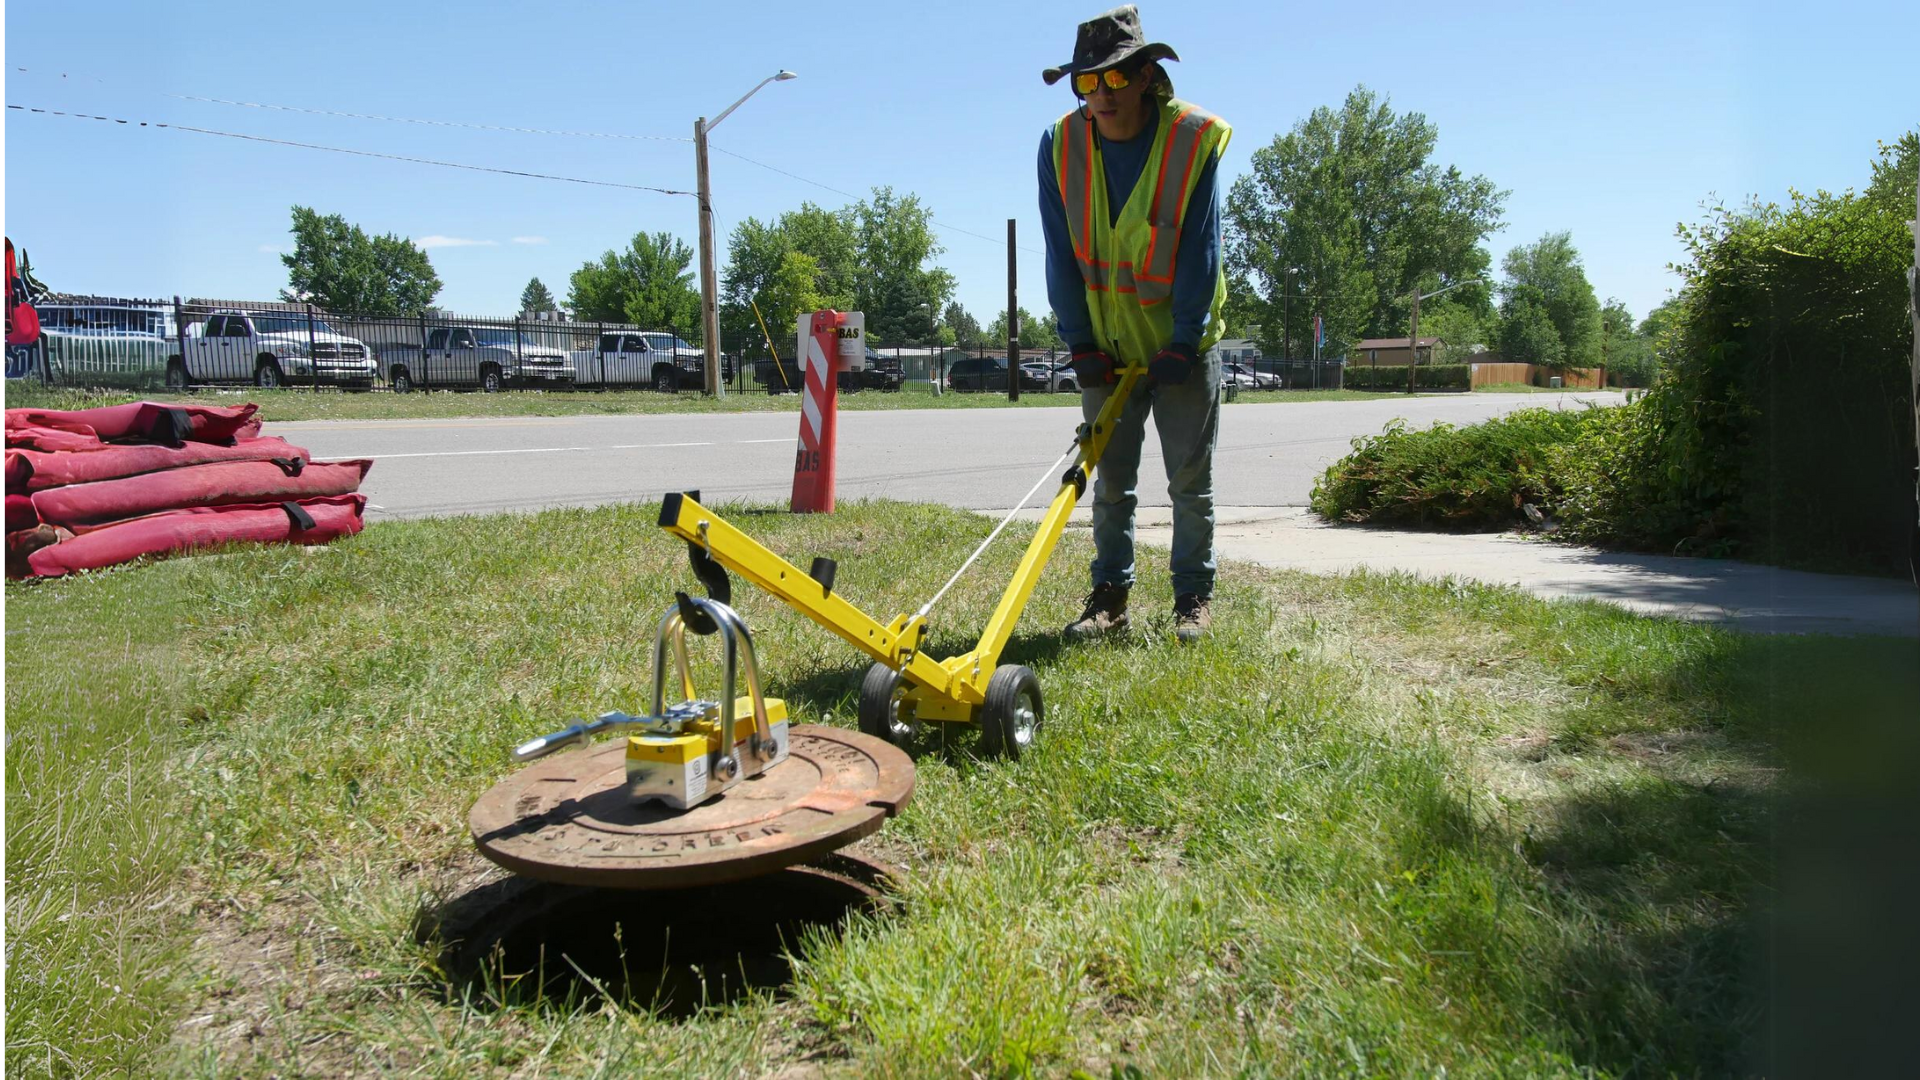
[7,293,1348,396]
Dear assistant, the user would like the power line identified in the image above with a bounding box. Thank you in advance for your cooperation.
[710,144,1047,256]
[13,63,1042,256]
[7,106,695,196]
[11,65,690,143]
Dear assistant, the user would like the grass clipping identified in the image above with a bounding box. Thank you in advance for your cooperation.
[9,497,1896,1077]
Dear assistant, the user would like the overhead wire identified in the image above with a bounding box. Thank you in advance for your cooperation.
[5,106,696,196]
[10,62,1042,255]
[10,65,691,143]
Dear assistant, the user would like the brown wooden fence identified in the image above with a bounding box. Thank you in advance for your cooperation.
[1469,362,1605,389]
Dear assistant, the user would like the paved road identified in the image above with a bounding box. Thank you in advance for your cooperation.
[284,392,1625,520]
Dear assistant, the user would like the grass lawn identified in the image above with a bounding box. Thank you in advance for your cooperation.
[5,382,1403,423]
[8,499,1908,1076]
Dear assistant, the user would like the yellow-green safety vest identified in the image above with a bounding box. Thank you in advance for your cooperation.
[1052,97,1232,367]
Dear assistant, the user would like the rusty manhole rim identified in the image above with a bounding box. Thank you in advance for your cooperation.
[471,725,915,889]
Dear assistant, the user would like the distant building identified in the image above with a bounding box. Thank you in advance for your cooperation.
[1215,337,1261,364]
[1354,336,1445,365]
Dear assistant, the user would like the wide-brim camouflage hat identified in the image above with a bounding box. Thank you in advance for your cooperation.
[1041,5,1179,85]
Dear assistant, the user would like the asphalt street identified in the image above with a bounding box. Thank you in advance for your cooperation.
[272,391,1915,637]
[284,391,1627,520]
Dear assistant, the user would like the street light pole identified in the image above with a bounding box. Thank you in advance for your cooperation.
[695,70,797,398]
[1404,278,1484,396]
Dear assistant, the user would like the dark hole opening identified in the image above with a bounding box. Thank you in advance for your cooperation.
[430,853,892,1018]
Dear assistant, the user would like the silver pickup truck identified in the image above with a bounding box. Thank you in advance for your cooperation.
[381,326,574,392]
[568,330,733,390]
[173,309,377,389]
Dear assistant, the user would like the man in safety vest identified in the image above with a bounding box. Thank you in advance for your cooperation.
[1039,5,1231,642]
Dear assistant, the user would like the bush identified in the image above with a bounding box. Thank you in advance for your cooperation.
[1315,133,1917,575]
[1557,134,1917,572]
[1311,407,1603,529]
[1342,363,1471,391]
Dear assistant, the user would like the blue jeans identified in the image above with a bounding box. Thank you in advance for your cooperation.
[1079,348,1221,598]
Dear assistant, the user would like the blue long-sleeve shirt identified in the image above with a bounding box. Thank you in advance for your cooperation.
[1037,105,1222,352]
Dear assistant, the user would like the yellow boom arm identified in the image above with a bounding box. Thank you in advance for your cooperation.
[658,363,1144,720]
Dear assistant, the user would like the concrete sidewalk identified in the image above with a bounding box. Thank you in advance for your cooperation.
[1015,506,1918,638]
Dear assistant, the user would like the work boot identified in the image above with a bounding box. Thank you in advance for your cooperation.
[1173,593,1212,643]
[1065,582,1130,638]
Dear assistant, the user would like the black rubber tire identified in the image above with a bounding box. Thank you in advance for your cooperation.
[1059,378,1078,393]
[979,664,1042,760]
[479,365,502,393]
[390,367,413,393]
[254,361,283,388]
[653,366,676,392]
[165,359,189,391]
[858,662,915,748]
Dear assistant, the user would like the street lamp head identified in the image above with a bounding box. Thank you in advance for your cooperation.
[775,70,798,81]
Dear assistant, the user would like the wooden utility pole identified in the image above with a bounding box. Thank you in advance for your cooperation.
[1007,218,1020,402]
[1404,288,1421,395]
[695,115,724,398]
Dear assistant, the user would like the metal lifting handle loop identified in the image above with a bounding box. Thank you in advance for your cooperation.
[704,600,777,758]
[664,596,776,759]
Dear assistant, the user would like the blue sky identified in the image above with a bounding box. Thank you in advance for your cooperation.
[5,0,1915,335]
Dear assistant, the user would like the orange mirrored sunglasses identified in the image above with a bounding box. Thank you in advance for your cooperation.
[1072,68,1133,95]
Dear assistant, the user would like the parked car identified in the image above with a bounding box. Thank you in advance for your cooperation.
[30,301,175,389]
[1224,361,1277,390]
[1019,361,1079,393]
[570,331,732,391]
[843,347,904,392]
[947,356,1010,391]
[173,310,377,389]
[756,346,903,393]
[381,325,573,392]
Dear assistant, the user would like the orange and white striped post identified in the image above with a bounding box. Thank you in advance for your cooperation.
[789,310,864,513]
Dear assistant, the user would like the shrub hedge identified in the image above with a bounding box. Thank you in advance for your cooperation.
[1314,132,1917,575]
[1310,408,1602,529]
[1342,363,1471,391]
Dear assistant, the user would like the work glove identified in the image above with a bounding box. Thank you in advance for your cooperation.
[1149,341,1199,385]
[1066,343,1118,387]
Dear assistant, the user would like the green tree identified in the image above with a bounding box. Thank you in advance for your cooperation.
[1598,297,1654,385]
[568,231,702,338]
[720,203,858,354]
[942,301,984,348]
[851,187,955,342]
[1224,85,1506,357]
[519,277,557,314]
[280,206,441,316]
[1417,300,1492,360]
[1499,232,1601,366]
[983,307,1062,351]
[1496,286,1564,367]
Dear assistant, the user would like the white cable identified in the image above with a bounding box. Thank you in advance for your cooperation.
[916,438,1081,622]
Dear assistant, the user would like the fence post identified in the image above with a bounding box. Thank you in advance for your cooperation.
[417,313,429,389]
[305,304,319,391]
[510,314,524,391]
[172,295,188,390]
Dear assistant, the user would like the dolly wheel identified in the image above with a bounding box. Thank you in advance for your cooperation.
[858,662,914,747]
[980,664,1042,760]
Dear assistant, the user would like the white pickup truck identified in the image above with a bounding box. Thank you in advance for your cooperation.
[569,330,733,390]
[170,310,377,389]
[381,325,574,392]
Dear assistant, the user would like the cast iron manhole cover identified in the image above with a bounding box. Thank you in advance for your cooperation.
[471,724,914,889]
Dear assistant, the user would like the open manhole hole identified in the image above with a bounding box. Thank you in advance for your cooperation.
[435,852,895,1016]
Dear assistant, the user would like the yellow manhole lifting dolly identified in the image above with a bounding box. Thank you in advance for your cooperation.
[656,364,1147,757]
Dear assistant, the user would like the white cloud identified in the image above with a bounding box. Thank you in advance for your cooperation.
[258,244,284,254]
[414,235,499,249]
[511,236,548,245]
